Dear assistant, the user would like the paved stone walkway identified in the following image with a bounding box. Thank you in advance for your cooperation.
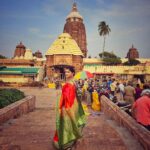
[0,88,143,150]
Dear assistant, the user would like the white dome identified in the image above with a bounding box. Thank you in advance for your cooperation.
[67,11,83,19]
[24,49,33,60]
[66,3,83,20]
[20,55,24,59]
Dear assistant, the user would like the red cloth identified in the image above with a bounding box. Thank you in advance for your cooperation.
[59,83,75,109]
[53,131,58,142]
[133,95,150,125]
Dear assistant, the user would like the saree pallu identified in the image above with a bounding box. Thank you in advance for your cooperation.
[53,82,86,149]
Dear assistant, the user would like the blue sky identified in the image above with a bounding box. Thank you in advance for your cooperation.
[0,0,150,58]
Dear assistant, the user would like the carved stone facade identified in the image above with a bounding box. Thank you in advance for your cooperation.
[46,54,83,79]
[14,42,26,58]
[126,45,139,59]
[63,3,87,57]
[45,33,83,80]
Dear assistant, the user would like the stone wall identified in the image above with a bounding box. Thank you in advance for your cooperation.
[64,21,87,57]
[0,95,36,125]
[73,55,83,72]
[101,96,150,150]
[0,74,29,83]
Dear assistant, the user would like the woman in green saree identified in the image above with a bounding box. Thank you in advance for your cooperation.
[53,66,86,150]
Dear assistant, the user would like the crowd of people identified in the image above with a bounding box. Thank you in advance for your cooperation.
[74,77,150,131]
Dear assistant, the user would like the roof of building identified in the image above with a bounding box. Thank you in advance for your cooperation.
[83,58,103,64]
[129,44,137,51]
[66,3,83,20]
[45,33,83,56]
[0,59,34,64]
[16,42,26,49]
[0,67,39,75]
[121,58,150,63]
[83,65,148,75]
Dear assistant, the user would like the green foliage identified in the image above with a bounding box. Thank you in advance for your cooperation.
[99,51,122,65]
[98,21,111,54]
[0,88,25,108]
[98,21,111,36]
[99,51,117,58]
[123,58,141,66]
[0,54,7,59]
[103,57,122,65]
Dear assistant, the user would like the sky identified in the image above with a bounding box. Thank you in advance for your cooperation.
[0,0,150,58]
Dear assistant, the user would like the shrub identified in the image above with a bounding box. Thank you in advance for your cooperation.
[0,88,25,108]
[123,58,141,66]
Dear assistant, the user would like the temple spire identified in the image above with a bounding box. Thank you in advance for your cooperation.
[64,2,87,57]
[72,2,77,12]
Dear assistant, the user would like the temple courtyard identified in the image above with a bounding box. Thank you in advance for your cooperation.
[0,87,144,150]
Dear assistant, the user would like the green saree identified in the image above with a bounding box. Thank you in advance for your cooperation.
[53,81,86,149]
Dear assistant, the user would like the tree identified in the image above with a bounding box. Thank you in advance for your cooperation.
[99,51,122,65]
[0,54,7,59]
[98,21,111,58]
[123,58,141,66]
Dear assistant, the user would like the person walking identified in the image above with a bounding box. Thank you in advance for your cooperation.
[53,66,86,149]
[124,81,135,105]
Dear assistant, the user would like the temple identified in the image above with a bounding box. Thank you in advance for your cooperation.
[14,42,26,58]
[63,3,87,57]
[45,33,83,80]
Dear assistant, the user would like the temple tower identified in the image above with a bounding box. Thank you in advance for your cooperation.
[34,50,43,58]
[14,42,26,58]
[63,3,87,57]
[126,45,139,59]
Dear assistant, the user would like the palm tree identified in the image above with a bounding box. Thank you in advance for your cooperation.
[98,21,111,58]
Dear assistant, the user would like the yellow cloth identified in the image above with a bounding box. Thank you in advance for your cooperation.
[48,83,56,88]
[82,103,90,116]
[92,91,101,111]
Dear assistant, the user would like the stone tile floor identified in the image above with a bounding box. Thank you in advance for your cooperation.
[0,88,143,150]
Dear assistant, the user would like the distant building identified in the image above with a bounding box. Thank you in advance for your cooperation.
[24,49,33,60]
[14,42,26,58]
[0,66,44,83]
[63,3,87,57]
[126,45,139,59]
[83,58,150,81]
[34,50,43,58]
[0,59,35,67]
[12,42,44,66]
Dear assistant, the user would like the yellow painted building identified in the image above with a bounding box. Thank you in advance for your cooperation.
[0,67,44,83]
[83,58,150,81]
